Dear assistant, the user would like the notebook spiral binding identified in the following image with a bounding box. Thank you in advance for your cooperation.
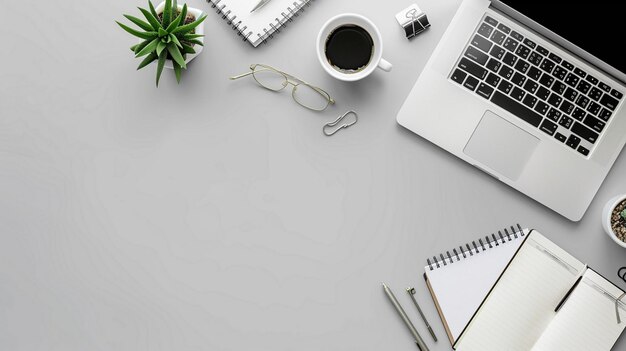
[207,0,315,45]
[426,224,525,271]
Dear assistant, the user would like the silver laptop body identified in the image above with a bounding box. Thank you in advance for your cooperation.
[397,0,626,221]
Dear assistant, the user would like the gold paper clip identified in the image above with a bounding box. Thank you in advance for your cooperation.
[323,110,358,136]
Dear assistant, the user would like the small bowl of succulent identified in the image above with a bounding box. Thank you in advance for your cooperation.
[117,0,207,86]
[602,194,626,248]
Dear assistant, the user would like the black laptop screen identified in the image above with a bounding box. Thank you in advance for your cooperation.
[499,1,626,75]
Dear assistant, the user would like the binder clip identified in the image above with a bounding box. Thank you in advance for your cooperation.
[395,4,430,39]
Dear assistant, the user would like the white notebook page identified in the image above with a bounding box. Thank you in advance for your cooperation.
[531,269,626,351]
[424,231,526,343]
[213,0,311,46]
[455,232,585,351]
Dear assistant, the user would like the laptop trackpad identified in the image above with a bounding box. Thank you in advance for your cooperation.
[464,110,539,181]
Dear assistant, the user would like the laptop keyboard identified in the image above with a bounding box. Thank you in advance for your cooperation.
[451,15,624,157]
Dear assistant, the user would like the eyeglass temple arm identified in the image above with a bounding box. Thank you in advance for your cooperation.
[229,71,255,80]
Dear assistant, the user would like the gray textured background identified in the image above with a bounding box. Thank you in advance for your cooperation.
[1,0,624,350]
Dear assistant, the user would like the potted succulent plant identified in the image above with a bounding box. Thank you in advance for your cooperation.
[602,194,626,248]
[116,0,207,86]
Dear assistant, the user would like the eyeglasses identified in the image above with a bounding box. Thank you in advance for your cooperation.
[229,64,335,111]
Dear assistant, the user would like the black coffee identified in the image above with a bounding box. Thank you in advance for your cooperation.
[325,25,374,73]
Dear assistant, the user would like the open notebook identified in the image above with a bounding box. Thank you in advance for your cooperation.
[207,0,315,47]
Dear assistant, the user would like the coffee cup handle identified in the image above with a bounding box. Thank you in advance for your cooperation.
[378,58,393,72]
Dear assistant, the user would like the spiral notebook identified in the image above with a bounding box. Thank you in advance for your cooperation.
[425,226,626,350]
[424,224,528,345]
[207,0,315,47]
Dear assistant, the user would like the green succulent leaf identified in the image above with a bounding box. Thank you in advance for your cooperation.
[148,1,159,22]
[170,33,183,48]
[186,39,204,46]
[133,39,151,55]
[621,209,626,220]
[165,10,183,32]
[137,52,158,70]
[156,41,167,56]
[130,44,138,52]
[171,14,207,35]
[167,42,187,69]
[123,14,154,31]
[182,43,196,54]
[182,33,203,40]
[156,50,167,87]
[116,21,157,39]
[139,7,161,30]
[158,27,168,37]
[162,0,172,28]
[179,4,188,25]
[135,37,160,57]
[173,60,182,84]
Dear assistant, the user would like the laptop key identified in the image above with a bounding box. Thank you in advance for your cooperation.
[548,53,562,63]
[486,58,501,72]
[585,75,599,85]
[489,45,505,60]
[463,76,480,91]
[576,80,591,94]
[502,52,517,66]
[485,16,498,26]
[540,59,555,73]
[536,86,550,101]
[577,146,589,156]
[548,93,562,108]
[527,66,542,80]
[458,58,488,79]
[465,46,489,65]
[553,66,567,80]
[600,94,618,111]
[515,45,531,59]
[598,108,612,121]
[471,34,492,53]
[566,134,581,149]
[490,91,542,127]
[573,67,586,78]
[523,38,536,49]
[476,83,495,99]
[511,72,526,87]
[490,30,506,45]
[528,51,542,66]
[497,23,511,34]
[562,61,574,70]
[451,69,467,84]
[485,72,501,87]
[540,119,557,135]
[498,65,514,80]
[514,59,530,74]
[497,80,513,94]
[478,23,494,38]
[610,89,623,100]
[522,94,537,109]
[588,87,602,101]
[560,100,575,115]
[523,80,538,94]
[510,30,524,41]
[552,81,566,95]
[547,108,562,122]
[539,73,554,88]
[554,132,567,143]
[536,45,549,56]
[583,115,605,133]
[503,38,518,52]
[563,87,578,102]
[511,87,525,101]
[534,101,549,115]
[575,95,589,109]
[564,73,579,87]
[598,82,611,92]
[559,115,574,129]
[571,107,586,121]
[571,122,598,144]
[587,101,601,115]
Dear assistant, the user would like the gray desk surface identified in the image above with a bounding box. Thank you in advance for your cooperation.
[1,0,625,350]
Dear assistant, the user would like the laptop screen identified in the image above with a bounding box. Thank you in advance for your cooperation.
[499,1,626,75]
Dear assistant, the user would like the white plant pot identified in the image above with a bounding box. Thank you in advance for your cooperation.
[602,194,626,249]
[154,1,204,69]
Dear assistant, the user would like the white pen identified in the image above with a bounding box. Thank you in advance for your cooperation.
[383,283,429,351]
[250,0,272,13]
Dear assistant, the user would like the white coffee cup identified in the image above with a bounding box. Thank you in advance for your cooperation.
[316,13,392,82]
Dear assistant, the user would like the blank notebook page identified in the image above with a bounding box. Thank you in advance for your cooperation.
[455,232,585,351]
[531,269,626,350]
[424,229,527,343]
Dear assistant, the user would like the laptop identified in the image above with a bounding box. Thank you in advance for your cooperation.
[397,0,626,221]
